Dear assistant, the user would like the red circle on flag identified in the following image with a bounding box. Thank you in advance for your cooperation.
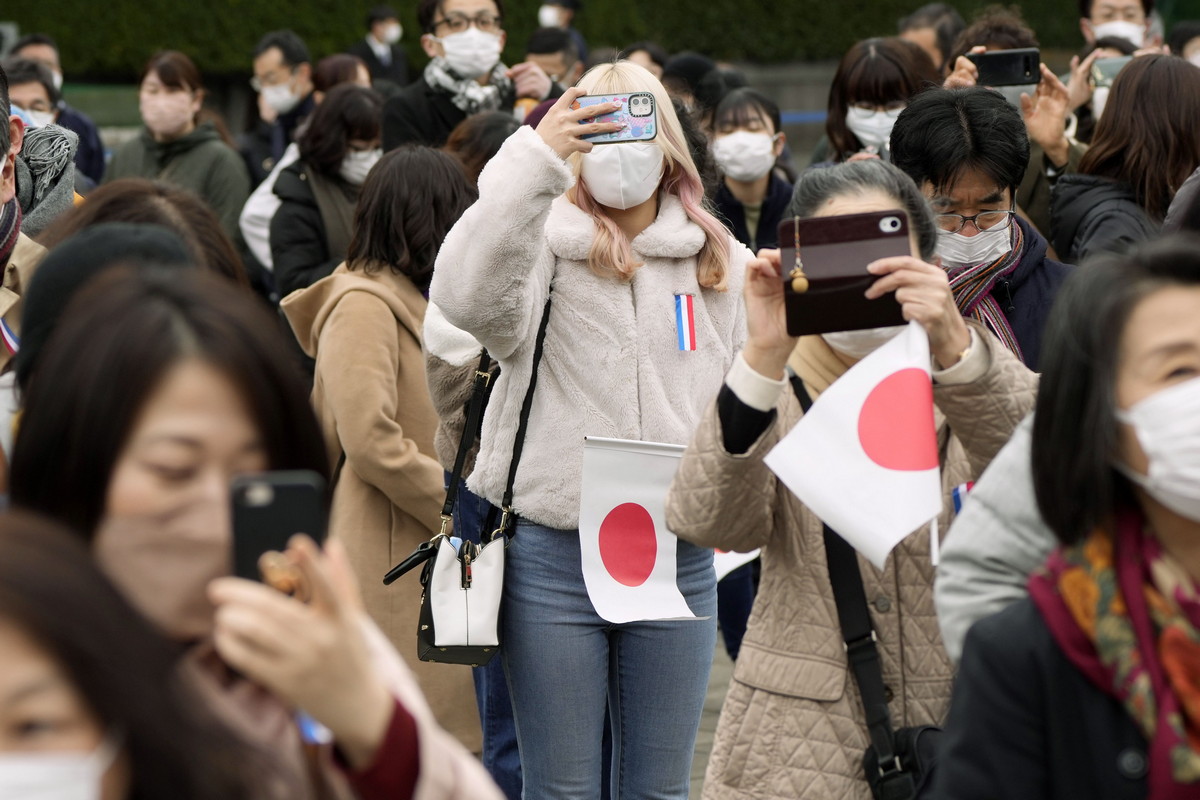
[599,503,658,587]
[857,368,938,471]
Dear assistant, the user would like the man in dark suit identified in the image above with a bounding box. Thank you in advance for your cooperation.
[346,5,410,96]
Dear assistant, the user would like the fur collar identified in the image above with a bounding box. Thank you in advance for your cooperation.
[544,192,706,262]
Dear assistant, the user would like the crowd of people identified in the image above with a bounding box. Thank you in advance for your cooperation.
[3,0,1200,798]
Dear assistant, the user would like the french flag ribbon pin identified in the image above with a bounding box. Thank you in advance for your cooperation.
[674,293,696,352]
[0,319,19,356]
[951,482,975,514]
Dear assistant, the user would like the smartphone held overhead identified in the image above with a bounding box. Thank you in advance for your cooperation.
[780,210,912,337]
[967,48,1040,87]
[576,92,658,143]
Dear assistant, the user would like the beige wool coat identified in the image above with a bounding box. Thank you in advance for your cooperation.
[282,263,481,752]
[666,328,1038,800]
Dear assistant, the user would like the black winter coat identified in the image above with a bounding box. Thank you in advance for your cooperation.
[713,173,793,252]
[1050,174,1157,264]
[269,162,355,298]
[991,216,1072,371]
[933,598,1149,800]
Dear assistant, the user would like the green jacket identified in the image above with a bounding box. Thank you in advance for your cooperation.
[104,122,250,242]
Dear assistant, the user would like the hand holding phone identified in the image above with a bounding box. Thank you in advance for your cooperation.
[231,471,328,586]
[535,87,624,159]
[966,48,1041,87]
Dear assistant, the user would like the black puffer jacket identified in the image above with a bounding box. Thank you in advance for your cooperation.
[269,162,357,298]
[1050,174,1157,264]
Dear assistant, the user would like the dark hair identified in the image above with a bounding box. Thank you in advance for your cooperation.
[826,38,939,160]
[367,4,398,27]
[898,3,966,70]
[1081,35,1140,58]
[0,57,60,107]
[10,270,330,537]
[0,64,7,155]
[314,54,367,94]
[673,95,721,199]
[1032,235,1200,544]
[141,50,204,95]
[1170,21,1200,57]
[621,41,668,70]
[253,29,311,67]
[419,0,505,33]
[444,110,520,185]
[297,85,383,178]
[662,51,726,113]
[0,512,267,798]
[713,88,795,183]
[11,33,58,56]
[38,179,249,287]
[1078,0,1152,17]
[949,5,1038,64]
[891,86,1030,197]
[526,27,580,70]
[787,159,939,262]
[1079,55,1200,221]
[347,146,475,288]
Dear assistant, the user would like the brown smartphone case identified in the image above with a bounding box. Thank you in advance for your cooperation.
[780,210,910,337]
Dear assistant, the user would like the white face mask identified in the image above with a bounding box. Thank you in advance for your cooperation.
[0,734,120,800]
[340,148,382,185]
[1189,54,1200,69]
[580,142,665,210]
[712,131,777,183]
[937,223,1013,269]
[21,108,57,128]
[538,4,563,27]
[844,106,902,152]
[1091,19,1146,48]
[436,28,504,80]
[822,325,907,359]
[1118,377,1200,522]
[382,22,403,44]
[261,80,302,115]
[994,84,1038,109]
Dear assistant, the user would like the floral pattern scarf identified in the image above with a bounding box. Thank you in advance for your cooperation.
[1029,509,1200,797]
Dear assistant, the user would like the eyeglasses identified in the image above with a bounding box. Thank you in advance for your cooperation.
[249,67,295,92]
[934,209,1016,234]
[432,12,502,34]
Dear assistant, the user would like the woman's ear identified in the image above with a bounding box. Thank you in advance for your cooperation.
[773,132,787,158]
[421,33,441,60]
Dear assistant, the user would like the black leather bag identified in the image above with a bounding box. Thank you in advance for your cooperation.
[791,376,941,799]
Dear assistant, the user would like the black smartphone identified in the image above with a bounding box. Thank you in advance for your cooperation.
[779,210,911,337]
[967,48,1040,86]
[230,471,328,582]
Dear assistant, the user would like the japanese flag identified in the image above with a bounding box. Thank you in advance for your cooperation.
[764,322,941,569]
[578,437,700,623]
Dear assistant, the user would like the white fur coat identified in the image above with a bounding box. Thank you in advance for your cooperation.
[429,126,751,529]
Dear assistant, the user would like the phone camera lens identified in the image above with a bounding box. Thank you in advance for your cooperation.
[880,216,901,233]
[244,483,275,507]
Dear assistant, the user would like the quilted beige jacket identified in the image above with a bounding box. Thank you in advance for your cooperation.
[666,328,1037,800]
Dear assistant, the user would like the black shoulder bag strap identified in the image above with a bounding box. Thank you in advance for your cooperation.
[382,297,551,585]
[491,295,552,541]
[789,375,911,796]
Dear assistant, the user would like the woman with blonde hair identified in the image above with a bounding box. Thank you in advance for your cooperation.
[429,61,752,798]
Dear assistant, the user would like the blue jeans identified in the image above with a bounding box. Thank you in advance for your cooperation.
[451,477,522,800]
[502,521,717,800]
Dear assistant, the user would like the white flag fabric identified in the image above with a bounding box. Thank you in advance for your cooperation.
[578,437,699,623]
[764,322,942,569]
[714,548,760,581]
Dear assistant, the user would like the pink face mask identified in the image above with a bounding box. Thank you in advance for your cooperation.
[140,90,196,140]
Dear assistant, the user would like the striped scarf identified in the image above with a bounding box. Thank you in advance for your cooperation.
[945,222,1024,361]
[0,197,19,271]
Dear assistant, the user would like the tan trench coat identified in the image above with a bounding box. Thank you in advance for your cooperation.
[666,328,1038,800]
[283,263,481,752]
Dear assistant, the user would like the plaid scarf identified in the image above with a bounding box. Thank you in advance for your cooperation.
[0,197,21,269]
[945,222,1025,362]
[1030,511,1200,797]
[424,58,513,116]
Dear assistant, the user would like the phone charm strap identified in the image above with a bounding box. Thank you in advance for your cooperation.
[675,293,697,351]
[789,216,809,293]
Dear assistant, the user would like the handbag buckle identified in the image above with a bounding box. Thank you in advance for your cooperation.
[439,515,452,537]
[475,369,492,385]
[490,507,512,542]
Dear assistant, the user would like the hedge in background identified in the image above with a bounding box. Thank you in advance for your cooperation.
[3,1,1160,79]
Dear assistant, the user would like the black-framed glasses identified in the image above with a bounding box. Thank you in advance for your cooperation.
[934,209,1016,234]
[432,12,502,34]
